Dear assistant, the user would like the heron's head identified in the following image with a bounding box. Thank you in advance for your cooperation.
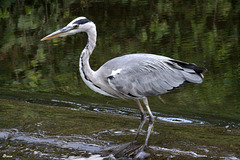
[41,17,95,41]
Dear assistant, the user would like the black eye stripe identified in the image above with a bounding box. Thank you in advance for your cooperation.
[73,18,90,25]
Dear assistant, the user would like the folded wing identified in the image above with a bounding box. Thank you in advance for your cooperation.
[106,55,205,99]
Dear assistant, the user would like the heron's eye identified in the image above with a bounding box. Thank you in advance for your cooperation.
[72,25,79,29]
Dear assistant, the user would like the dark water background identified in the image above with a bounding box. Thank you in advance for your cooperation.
[0,0,240,159]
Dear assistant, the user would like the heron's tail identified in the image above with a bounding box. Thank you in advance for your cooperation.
[170,59,207,84]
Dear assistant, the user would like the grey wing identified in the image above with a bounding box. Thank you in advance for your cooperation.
[106,57,204,99]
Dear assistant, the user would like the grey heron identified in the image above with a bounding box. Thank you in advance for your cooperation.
[41,17,206,159]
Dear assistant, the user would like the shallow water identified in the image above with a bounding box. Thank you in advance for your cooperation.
[0,92,240,159]
[0,0,240,159]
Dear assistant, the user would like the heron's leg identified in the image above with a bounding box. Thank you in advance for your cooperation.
[133,99,147,142]
[131,98,153,159]
[112,100,146,157]
[142,97,154,147]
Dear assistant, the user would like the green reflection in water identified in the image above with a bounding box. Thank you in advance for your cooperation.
[0,0,239,122]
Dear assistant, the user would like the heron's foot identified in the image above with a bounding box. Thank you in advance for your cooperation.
[110,141,139,158]
[131,145,150,160]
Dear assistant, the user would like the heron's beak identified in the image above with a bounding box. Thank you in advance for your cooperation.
[41,26,71,41]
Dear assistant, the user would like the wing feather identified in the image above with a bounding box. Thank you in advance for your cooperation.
[97,54,205,99]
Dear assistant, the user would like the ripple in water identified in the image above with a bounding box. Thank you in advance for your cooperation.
[50,99,206,125]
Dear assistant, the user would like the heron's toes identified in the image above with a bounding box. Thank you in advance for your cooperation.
[110,141,139,158]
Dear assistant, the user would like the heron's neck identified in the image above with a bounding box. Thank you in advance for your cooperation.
[79,27,97,85]
[79,26,114,97]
